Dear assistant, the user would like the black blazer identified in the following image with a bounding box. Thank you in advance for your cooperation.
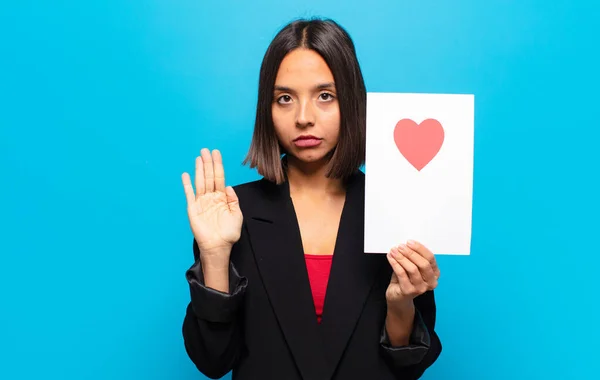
[182,170,442,380]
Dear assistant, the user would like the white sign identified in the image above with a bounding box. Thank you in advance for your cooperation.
[364,92,474,255]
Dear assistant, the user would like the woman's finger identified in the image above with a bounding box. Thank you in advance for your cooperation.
[399,244,437,287]
[407,240,440,280]
[201,148,215,193]
[181,172,196,206]
[212,149,226,192]
[195,155,205,196]
[387,250,413,294]
[393,245,426,289]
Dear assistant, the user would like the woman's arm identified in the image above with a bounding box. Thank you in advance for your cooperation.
[380,241,443,379]
[385,298,416,346]
[182,238,247,379]
[380,290,442,380]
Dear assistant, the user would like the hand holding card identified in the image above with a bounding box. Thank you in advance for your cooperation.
[385,239,440,309]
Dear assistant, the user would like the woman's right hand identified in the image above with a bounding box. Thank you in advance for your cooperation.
[181,148,243,264]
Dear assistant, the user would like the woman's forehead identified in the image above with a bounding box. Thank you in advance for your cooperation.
[275,49,334,86]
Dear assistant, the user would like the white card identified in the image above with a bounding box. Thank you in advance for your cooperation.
[364,92,474,255]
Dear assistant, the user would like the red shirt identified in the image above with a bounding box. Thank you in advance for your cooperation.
[304,254,334,324]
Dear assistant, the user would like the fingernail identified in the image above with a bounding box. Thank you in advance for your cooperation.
[407,240,415,246]
[398,244,406,251]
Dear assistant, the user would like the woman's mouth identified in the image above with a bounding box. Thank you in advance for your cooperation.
[293,135,322,148]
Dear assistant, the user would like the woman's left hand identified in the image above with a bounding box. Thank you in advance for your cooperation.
[385,240,440,315]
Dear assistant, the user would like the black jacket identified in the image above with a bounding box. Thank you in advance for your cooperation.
[182,170,442,379]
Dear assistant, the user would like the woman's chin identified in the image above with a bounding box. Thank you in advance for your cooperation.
[288,150,330,164]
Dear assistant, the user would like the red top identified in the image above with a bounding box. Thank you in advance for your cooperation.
[304,254,334,324]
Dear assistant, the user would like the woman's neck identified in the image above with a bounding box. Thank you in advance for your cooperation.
[285,155,345,197]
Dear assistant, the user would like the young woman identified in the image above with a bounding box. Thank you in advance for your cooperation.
[180,18,442,380]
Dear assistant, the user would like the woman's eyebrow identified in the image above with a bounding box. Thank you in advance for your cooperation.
[273,82,336,93]
[315,82,336,90]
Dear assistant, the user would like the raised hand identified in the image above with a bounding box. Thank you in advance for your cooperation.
[181,148,243,263]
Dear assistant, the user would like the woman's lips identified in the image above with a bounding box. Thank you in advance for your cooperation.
[293,136,322,148]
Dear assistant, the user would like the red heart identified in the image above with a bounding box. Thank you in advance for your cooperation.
[393,118,445,171]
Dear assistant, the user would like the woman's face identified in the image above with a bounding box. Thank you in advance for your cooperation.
[271,48,340,165]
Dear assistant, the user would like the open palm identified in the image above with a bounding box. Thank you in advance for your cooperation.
[181,149,243,255]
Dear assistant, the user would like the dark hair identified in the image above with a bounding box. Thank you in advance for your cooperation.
[243,17,366,184]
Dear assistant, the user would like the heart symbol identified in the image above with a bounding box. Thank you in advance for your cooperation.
[394,118,445,171]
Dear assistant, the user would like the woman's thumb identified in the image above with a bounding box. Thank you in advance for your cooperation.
[225,186,240,211]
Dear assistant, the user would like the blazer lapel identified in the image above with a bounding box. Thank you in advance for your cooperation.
[319,171,384,379]
[245,178,329,380]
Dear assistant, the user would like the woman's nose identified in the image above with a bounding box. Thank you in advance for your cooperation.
[296,98,315,127]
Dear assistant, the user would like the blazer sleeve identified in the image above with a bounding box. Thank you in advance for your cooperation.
[182,237,248,380]
[379,290,442,380]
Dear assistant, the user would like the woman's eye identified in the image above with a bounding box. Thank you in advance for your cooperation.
[320,93,334,101]
[277,95,292,104]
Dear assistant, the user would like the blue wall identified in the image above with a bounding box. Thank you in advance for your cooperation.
[1,1,598,379]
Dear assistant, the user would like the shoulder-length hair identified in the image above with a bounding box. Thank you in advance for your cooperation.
[243,17,366,184]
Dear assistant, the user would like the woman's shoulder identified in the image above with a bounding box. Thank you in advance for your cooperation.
[232,177,275,195]
[231,177,283,206]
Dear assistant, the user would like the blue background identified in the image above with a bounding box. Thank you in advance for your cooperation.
[1,1,599,379]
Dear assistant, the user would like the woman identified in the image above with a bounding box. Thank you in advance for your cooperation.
[180,18,442,380]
